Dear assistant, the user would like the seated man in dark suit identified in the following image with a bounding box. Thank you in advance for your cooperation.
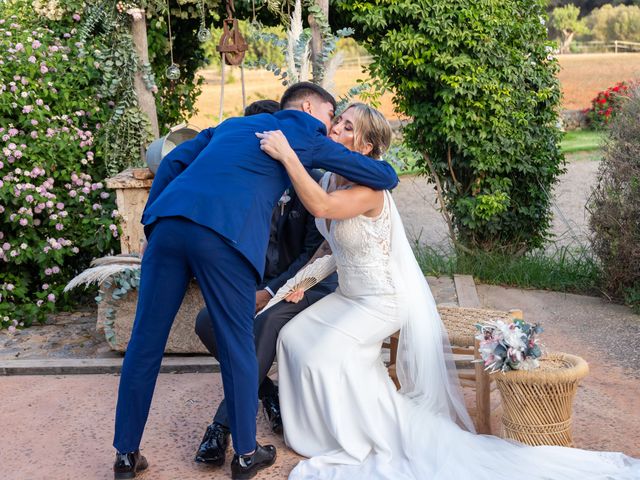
[193,100,338,467]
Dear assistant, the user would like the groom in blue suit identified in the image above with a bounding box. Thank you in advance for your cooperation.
[112,82,398,480]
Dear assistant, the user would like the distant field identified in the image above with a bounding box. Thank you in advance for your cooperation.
[189,52,640,128]
[189,66,403,129]
[558,53,640,109]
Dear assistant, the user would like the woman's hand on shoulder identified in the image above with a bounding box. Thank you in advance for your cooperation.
[256,130,297,164]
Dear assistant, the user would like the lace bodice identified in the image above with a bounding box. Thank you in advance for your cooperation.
[316,174,394,297]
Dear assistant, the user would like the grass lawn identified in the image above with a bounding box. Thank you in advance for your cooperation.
[392,131,602,176]
[561,130,604,154]
[415,245,603,296]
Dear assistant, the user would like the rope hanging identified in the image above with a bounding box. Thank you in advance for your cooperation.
[217,0,248,121]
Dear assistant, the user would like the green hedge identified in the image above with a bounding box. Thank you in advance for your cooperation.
[340,0,565,252]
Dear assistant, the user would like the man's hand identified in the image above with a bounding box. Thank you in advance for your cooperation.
[255,289,272,313]
[284,288,305,304]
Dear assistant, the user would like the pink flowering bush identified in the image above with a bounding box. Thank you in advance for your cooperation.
[0,11,119,328]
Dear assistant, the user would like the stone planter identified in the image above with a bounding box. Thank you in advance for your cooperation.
[97,280,208,354]
[494,352,589,447]
[105,168,153,255]
[102,169,209,354]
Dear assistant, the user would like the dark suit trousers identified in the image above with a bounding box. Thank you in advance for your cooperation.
[195,284,330,428]
[113,217,258,454]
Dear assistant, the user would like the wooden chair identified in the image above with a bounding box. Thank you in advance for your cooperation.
[385,306,523,434]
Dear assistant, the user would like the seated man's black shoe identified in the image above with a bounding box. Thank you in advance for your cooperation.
[231,443,277,480]
[195,421,230,465]
[113,450,148,479]
[262,394,283,434]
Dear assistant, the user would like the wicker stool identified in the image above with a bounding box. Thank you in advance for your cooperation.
[494,352,589,447]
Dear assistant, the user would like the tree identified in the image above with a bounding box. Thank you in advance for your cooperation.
[547,0,638,16]
[586,4,640,42]
[550,5,588,53]
[338,0,564,253]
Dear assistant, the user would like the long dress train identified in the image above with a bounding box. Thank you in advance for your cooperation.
[277,178,640,480]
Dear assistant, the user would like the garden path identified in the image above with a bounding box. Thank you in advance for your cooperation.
[393,151,601,251]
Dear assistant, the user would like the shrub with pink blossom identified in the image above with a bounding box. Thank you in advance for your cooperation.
[0,11,119,328]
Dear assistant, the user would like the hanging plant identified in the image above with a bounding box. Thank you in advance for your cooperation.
[79,0,220,173]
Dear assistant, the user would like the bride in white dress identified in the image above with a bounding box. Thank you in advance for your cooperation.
[257,103,639,480]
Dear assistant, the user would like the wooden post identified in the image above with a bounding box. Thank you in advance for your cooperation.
[308,0,329,81]
[474,337,492,434]
[131,9,160,144]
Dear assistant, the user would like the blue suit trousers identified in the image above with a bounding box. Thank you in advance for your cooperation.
[113,217,258,454]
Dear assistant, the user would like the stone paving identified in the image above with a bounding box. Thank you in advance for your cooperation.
[0,308,119,361]
[1,278,639,479]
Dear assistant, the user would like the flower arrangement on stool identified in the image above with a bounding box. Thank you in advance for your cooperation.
[475,318,544,373]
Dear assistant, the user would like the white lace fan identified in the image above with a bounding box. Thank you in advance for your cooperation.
[257,254,337,316]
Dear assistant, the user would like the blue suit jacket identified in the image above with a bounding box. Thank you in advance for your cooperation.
[142,109,398,279]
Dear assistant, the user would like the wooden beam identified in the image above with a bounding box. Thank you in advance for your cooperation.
[131,9,160,142]
[308,0,329,82]
[454,274,481,308]
[474,337,492,434]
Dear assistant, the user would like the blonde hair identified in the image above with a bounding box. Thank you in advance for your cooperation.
[337,103,392,159]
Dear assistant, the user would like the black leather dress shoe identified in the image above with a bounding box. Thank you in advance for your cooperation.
[194,422,230,465]
[262,394,283,434]
[231,443,277,480]
[113,450,148,479]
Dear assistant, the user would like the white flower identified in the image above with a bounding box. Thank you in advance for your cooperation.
[503,328,525,350]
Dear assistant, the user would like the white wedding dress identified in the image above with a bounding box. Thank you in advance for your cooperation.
[277,175,640,480]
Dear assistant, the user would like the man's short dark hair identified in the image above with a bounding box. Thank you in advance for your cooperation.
[244,99,280,116]
[280,82,337,111]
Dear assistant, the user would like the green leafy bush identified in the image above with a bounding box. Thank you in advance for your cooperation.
[340,0,564,253]
[0,9,119,328]
[588,86,640,313]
